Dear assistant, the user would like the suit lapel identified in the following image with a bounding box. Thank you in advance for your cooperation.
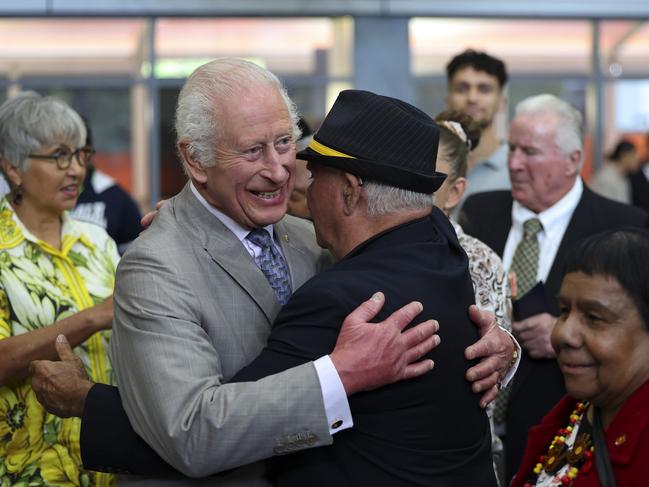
[273,218,317,291]
[173,184,281,324]
[488,195,513,257]
[544,188,592,295]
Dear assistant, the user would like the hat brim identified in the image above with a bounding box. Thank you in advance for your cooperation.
[297,147,447,194]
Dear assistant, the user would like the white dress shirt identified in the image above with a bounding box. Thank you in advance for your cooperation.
[190,183,352,434]
[502,178,583,284]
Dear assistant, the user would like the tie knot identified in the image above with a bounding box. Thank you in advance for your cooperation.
[246,228,273,248]
[523,218,543,238]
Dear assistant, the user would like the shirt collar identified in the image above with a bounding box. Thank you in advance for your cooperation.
[0,196,91,254]
[189,182,275,244]
[512,178,583,237]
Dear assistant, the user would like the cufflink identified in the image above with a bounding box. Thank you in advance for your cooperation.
[331,419,343,429]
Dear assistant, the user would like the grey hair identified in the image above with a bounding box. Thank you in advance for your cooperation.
[175,58,301,169]
[363,180,433,217]
[0,91,86,172]
[515,94,584,165]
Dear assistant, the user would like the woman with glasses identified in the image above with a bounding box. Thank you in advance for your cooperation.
[0,92,118,487]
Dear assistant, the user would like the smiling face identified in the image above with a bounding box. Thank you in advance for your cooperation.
[195,86,296,230]
[12,142,86,216]
[446,67,504,129]
[507,111,580,213]
[552,271,649,412]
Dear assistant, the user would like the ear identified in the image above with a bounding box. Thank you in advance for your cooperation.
[0,159,21,188]
[498,89,508,113]
[566,149,582,176]
[178,141,208,184]
[443,177,467,213]
[341,172,363,216]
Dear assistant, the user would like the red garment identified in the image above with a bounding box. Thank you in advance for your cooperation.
[510,379,649,487]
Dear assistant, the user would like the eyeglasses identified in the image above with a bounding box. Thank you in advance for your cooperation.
[28,146,95,170]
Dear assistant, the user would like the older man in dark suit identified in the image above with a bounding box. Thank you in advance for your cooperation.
[460,93,649,482]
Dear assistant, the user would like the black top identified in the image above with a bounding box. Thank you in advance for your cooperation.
[234,209,495,486]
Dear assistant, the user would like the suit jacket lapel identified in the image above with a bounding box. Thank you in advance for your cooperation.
[489,195,513,257]
[545,188,592,296]
[273,218,318,291]
[173,184,281,324]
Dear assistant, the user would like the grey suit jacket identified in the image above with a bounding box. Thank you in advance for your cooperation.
[110,183,333,486]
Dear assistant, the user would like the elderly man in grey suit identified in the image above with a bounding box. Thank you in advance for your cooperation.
[31,58,517,485]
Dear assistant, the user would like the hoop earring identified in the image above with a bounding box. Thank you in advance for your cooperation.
[11,184,23,205]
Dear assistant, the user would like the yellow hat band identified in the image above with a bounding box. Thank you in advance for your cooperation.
[307,139,356,159]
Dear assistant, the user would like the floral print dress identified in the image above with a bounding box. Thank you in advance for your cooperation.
[0,197,119,487]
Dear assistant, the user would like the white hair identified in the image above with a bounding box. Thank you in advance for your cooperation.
[362,180,432,217]
[515,93,583,165]
[175,58,301,169]
[0,91,86,172]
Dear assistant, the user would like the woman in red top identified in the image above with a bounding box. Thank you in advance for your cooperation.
[511,228,649,487]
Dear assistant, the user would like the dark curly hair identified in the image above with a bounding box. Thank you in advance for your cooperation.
[446,49,508,89]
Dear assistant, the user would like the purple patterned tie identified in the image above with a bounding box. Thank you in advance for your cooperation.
[246,228,292,305]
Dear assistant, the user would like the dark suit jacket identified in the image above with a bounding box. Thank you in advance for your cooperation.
[629,168,649,213]
[460,184,649,480]
[233,209,495,486]
[81,209,497,486]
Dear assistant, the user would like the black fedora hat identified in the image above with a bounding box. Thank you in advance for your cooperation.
[297,90,446,193]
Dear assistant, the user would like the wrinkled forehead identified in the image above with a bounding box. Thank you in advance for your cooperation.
[512,111,560,137]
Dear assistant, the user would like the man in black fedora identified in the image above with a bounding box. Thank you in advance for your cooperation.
[32,81,506,485]
[230,89,498,485]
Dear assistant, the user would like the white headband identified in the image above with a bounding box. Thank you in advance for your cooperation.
[438,120,472,150]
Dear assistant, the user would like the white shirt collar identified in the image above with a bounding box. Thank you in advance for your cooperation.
[189,182,275,243]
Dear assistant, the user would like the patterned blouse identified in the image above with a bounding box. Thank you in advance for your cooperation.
[453,221,511,333]
[0,197,119,487]
[454,220,512,480]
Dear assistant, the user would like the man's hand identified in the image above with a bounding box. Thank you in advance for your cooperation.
[465,305,517,407]
[140,199,167,229]
[512,312,556,359]
[30,335,94,418]
[330,292,440,396]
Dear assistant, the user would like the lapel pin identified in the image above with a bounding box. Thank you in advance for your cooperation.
[284,234,289,242]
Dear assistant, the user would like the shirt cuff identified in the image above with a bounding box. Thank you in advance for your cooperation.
[499,329,521,388]
[313,355,353,435]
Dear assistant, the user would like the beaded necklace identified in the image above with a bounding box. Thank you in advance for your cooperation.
[523,401,594,487]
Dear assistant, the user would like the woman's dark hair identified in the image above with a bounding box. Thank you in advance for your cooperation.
[608,140,636,163]
[563,228,649,330]
[434,110,481,182]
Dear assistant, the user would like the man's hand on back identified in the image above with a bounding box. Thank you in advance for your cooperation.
[465,305,518,407]
[330,292,440,396]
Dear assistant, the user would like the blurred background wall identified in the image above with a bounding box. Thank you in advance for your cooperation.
[3,0,648,209]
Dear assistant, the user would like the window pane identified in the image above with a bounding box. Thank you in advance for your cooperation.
[410,18,592,77]
[154,17,343,76]
[21,85,134,192]
[0,18,145,77]
[600,21,649,77]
